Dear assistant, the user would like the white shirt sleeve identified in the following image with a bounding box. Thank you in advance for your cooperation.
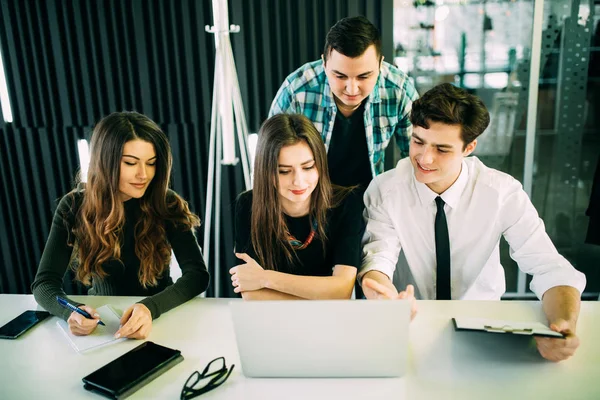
[358,178,402,285]
[500,179,586,299]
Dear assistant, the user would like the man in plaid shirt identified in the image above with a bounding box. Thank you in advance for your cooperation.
[269,16,419,190]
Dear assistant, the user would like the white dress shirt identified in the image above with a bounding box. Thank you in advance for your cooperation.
[359,156,586,300]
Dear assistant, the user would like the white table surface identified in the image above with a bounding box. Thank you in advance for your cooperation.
[1,295,599,400]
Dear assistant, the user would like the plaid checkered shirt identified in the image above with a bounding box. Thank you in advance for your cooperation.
[269,59,419,176]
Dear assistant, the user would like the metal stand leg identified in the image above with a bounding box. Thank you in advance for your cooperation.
[203,0,251,298]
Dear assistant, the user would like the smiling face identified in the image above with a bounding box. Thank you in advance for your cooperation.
[118,139,157,202]
[277,141,319,216]
[323,45,381,117]
[409,121,477,194]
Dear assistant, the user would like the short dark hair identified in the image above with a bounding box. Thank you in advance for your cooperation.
[410,83,490,148]
[323,16,382,62]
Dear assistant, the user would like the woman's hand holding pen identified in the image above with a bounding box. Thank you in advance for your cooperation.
[115,303,152,340]
[67,305,102,336]
[230,253,267,293]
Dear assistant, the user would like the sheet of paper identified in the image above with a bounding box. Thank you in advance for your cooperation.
[57,304,126,353]
[454,317,563,337]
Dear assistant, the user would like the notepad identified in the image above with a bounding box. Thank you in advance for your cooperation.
[57,305,126,353]
[453,317,564,338]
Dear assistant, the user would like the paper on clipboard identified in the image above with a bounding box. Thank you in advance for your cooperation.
[57,304,126,353]
[453,317,564,338]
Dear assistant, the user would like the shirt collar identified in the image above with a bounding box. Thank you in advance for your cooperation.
[414,159,470,209]
[368,73,382,104]
[323,79,336,108]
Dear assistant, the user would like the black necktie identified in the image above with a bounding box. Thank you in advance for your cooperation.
[435,196,451,300]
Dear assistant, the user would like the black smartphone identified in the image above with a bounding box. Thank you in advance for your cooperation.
[0,310,51,339]
[82,341,183,399]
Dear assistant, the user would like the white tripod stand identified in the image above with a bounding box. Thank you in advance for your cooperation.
[204,0,251,297]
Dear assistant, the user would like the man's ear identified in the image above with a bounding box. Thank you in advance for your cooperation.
[321,54,325,65]
[380,55,385,67]
[463,139,477,156]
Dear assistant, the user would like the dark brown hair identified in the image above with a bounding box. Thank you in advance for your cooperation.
[251,114,351,271]
[67,111,199,287]
[323,16,382,62]
[410,83,490,148]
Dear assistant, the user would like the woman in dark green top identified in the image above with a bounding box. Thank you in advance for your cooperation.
[230,114,364,299]
[32,111,209,339]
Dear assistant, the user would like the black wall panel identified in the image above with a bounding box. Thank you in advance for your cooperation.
[231,0,393,132]
[0,0,224,294]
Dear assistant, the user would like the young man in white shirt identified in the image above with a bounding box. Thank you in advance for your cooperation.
[359,83,586,362]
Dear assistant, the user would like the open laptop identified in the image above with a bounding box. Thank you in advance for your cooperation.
[229,300,410,378]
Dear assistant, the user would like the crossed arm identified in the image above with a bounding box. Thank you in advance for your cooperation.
[229,253,356,300]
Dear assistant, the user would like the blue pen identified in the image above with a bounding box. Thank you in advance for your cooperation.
[56,296,105,326]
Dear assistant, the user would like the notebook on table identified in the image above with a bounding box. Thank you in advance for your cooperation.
[230,300,411,378]
[57,304,126,353]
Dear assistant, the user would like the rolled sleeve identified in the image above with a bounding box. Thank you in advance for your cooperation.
[502,181,587,299]
[529,260,586,299]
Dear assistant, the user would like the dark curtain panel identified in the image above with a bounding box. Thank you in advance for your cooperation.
[0,0,392,297]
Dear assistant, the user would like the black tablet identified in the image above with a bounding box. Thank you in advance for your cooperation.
[82,341,183,399]
[0,310,51,339]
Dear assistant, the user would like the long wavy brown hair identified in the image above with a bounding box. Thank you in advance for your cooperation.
[251,114,352,271]
[66,111,199,287]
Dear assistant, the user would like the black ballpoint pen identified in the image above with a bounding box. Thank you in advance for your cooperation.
[56,296,105,326]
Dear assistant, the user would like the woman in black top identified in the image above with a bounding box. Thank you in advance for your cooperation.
[230,114,364,299]
[32,112,209,338]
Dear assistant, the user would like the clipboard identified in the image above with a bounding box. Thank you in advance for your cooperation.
[453,317,565,338]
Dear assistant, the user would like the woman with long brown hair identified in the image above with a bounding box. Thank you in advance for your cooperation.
[230,114,364,299]
[32,111,209,338]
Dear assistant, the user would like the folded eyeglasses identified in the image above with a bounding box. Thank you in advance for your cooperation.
[180,356,235,400]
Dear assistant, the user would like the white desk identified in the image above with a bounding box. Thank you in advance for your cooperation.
[1,295,599,400]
